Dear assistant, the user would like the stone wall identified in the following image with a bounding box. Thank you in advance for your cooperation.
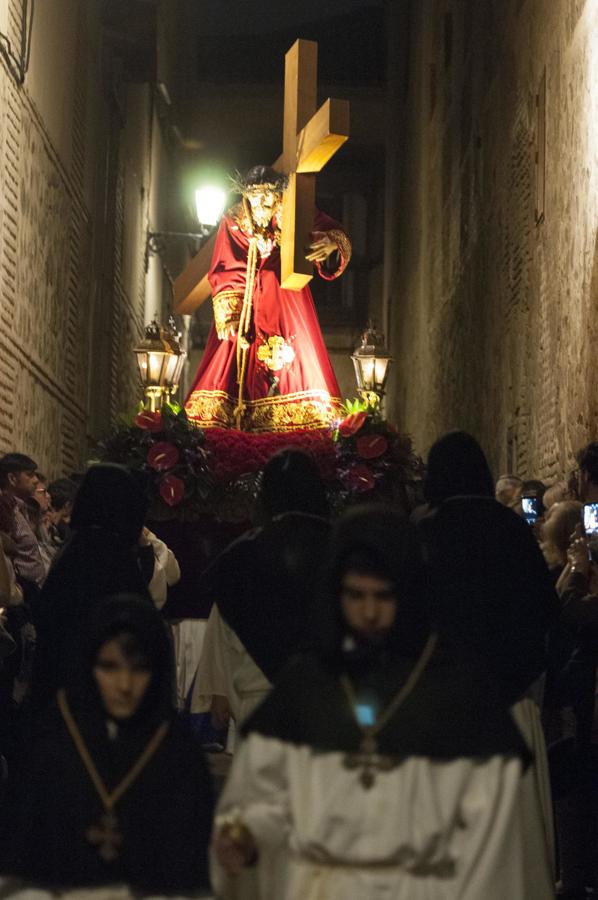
[386,0,598,480]
[0,0,171,478]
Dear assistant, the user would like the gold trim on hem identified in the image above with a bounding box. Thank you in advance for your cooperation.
[185,389,342,433]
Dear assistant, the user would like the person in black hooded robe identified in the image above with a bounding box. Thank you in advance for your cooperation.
[416,431,558,869]
[211,506,553,900]
[31,464,153,714]
[192,449,330,733]
[417,430,556,703]
[7,593,214,895]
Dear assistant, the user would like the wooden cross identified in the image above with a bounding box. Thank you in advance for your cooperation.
[173,39,349,313]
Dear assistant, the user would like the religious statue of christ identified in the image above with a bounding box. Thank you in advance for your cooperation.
[185,166,351,432]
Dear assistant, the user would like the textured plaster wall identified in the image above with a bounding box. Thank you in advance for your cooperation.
[0,0,155,477]
[387,0,598,481]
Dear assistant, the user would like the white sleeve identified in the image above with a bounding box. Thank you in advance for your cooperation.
[191,604,240,715]
[146,531,181,610]
[211,734,291,900]
[455,756,553,900]
[217,733,291,847]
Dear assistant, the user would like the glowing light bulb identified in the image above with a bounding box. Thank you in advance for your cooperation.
[195,186,227,227]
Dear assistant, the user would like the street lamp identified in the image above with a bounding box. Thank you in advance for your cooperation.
[195,185,227,227]
[133,317,186,411]
[145,184,228,267]
[351,324,393,408]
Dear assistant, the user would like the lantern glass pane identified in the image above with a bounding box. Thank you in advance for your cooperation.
[164,353,179,387]
[374,356,390,388]
[351,356,364,390]
[147,352,165,384]
[171,354,186,388]
[135,352,149,386]
[360,357,376,390]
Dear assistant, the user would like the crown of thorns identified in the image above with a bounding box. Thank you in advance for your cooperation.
[229,169,288,195]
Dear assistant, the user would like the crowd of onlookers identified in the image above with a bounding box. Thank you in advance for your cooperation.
[0,455,181,737]
[0,438,597,897]
[494,444,598,900]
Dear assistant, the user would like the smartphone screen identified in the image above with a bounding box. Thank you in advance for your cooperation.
[583,502,598,535]
[522,496,540,526]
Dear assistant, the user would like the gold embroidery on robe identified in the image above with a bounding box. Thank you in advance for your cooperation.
[256,335,296,372]
[213,291,244,339]
[185,390,236,428]
[185,389,342,432]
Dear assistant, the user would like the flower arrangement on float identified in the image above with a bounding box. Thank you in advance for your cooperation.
[94,402,213,518]
[94,398,423,520]
[333,397,423,505]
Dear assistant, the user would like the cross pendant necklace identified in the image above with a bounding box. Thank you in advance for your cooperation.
[58,690,170,864]
[340,633,438,789]
[343,733,398,789]
[86,810,123,863]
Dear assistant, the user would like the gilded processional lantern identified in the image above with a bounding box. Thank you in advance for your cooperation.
[133,317,186,411]
[351,325,393,408]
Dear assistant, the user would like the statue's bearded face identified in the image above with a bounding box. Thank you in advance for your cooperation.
[246,189,282,228]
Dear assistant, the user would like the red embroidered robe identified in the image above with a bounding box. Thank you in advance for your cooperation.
[185,206,351,432]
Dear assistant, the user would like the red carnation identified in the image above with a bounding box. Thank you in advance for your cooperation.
[147,442,179,471]
[356,433,389,460]
[338,411,367,437]
[159,473,185,506]
[344,463,376,493]
[135,410,163,432]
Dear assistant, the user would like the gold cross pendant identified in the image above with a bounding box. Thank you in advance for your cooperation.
[343,734,397,789]
[86,810,124,863]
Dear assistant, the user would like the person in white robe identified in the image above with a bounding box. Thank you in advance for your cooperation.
[211,507,554,900]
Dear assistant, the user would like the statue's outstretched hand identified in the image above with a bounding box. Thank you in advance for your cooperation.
[305,231,337,263]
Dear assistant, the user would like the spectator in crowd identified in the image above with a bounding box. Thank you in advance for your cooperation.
[28,474,58,574]
[540,501,583,579]
[495,473,523,508]
[31,464,151,713]
[0,495,22,610]
[212,506,553,900]
[0,454,45,595]
[7,594,214,895]
[522,479,547,522]
[47,476,78,544]
[543,480,574,511]
[193,449,330,736]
